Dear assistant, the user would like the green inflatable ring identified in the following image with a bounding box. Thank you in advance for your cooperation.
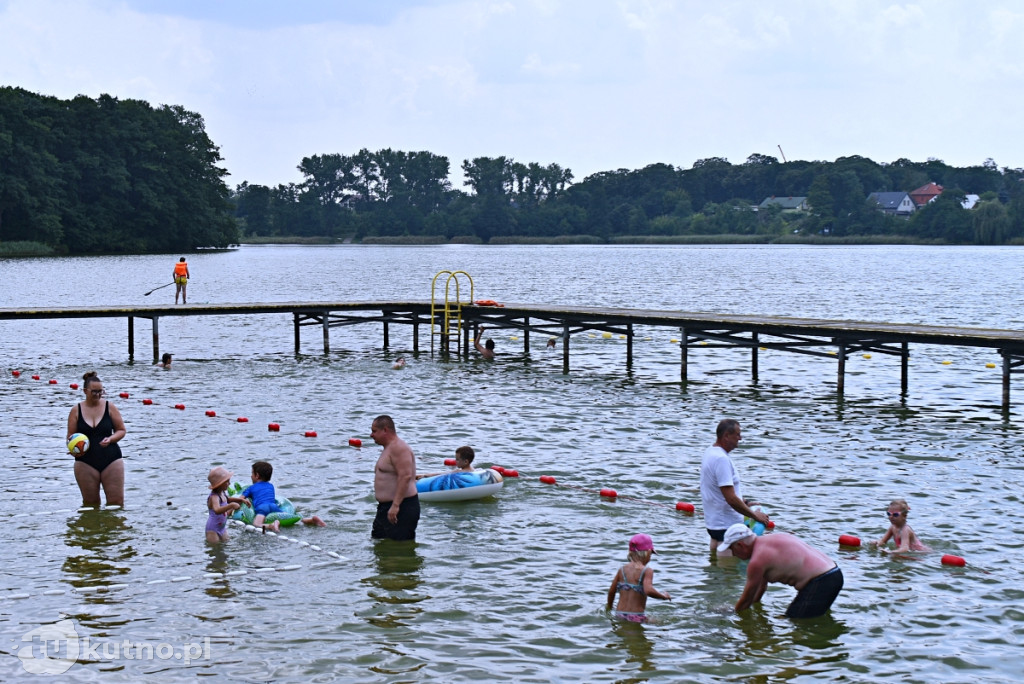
[226,482,303,526]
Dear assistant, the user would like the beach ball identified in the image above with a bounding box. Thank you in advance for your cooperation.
[67,433,90,456]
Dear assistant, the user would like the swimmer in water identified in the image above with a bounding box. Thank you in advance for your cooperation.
[392,356,406,370]
[873,498,930,552]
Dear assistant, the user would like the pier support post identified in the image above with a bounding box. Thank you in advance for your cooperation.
[128,316,134,359]
[322,314,329,354]
[383,321,389,350]
[1004,352,1011,411]
[152,316,160,363]
[680,327,688,383]
[293,313,300,354]
[901,342,909,395]
[524,316,530,354]
[751,332,759,384]
[626,324,633,367]
[562,323,570,374]
[837,341,846,394]
[413,320,419,352]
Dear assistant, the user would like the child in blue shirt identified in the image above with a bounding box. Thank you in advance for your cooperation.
[241,461,325,532]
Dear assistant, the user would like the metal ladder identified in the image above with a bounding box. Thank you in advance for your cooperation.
[430,270,474,355]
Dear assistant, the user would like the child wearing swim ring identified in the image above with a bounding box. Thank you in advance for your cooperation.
[873,498,930,552]
[206,466,245,543]
[605,534,671,623]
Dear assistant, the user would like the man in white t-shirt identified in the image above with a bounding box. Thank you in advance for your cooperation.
[699,419,771,555]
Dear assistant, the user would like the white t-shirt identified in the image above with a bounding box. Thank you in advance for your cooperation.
[700,445,744,529]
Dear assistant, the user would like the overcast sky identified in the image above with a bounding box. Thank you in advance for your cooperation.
[3,0,1023,190]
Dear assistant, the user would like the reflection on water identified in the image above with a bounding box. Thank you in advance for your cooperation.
[362,541,425,626]
[62,509,135,590]
[608,619,656,676]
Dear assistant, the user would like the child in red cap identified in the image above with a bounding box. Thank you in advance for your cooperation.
[606,533,671,622]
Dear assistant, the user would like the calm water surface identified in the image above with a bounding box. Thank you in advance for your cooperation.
[2,245,1023,682]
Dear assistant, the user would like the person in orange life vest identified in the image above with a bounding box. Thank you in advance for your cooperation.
[173,257,190,304]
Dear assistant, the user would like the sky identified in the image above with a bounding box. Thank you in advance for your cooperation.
[3,0,1024,190]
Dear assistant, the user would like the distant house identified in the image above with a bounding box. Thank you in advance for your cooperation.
[758,196,808,212]
[867,191,916,216]
[909,182,943,207]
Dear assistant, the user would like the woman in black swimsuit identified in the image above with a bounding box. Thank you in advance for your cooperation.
[65,371,127,506]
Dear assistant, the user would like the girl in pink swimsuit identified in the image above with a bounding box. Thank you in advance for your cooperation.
[605,534,671,623]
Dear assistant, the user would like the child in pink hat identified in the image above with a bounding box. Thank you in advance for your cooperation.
[206,466,246,543]
[606,533,671,623]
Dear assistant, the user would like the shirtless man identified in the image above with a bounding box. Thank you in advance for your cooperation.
[474,326,495,360]
[719,523,843,618]
[370,415,419,540]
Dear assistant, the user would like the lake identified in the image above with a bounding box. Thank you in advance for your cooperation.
[1,244,1022,682]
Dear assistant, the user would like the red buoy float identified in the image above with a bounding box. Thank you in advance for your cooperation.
[676,502,695,513]
[444,458,456,466]
[348,438,361,447]
[70,383,79,389]
[767,520,776,529]
[838,535,861,547]
[119,392,130,399]
[11,371,20,377]
[205,410,216,417]
[492,466,506,474]
[142,399,153,405]
[174,404,185,410]
[600,488,618,498]
[32,375,40,380]
[304,430,317,437]
[504,469,519,477]
[539,475,556,484]
[941,554,966,567]
[237,417,249,423]
[48,379,57,384]
[268,423,280,431]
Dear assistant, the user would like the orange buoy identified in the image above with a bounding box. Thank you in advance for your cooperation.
[539,475,556,484]
[48,379,57,384]
[205,410,216,417]
[268,423,280,431]
[304,430,317,437]
[70,383,79,389]
[119,392,130,399]
[600,488,618,498]
[174,403,185,410]
[504,469,519,477]
[348,438,362,447]
[11,371,20,377]
[676,502,695,513]
[237,417,249,423]
[444,458,456,466]
[142,399,153,405]
[838,535,861,547]
[941,554,966,567]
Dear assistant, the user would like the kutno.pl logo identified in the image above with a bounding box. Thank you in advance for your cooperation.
[18,618,211,675]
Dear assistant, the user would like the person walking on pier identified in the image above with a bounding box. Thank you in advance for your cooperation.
[370,415,419,541]
[173,257,190,305]
[699,419,770,555]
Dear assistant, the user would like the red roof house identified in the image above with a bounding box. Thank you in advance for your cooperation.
[909,182,943,207]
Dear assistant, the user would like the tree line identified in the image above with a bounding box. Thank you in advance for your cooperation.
[234,150,1024,245]
[5,86,1024,253]
[0,86,237,253]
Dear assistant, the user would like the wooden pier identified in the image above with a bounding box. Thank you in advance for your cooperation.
[4,301,1024,410]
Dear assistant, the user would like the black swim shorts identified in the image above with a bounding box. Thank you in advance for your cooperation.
[786,565,843,618]
[371,495,420,541]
